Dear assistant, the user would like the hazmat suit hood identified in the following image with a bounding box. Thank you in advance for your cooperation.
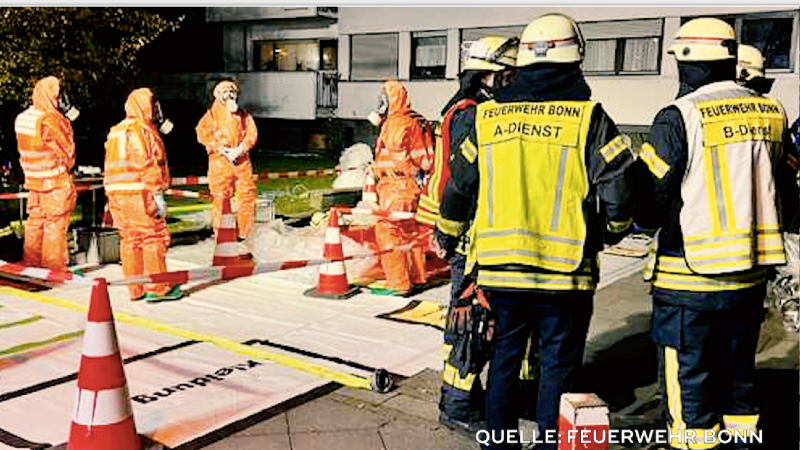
[124,88,155,123]
[383,80,412,118]
[32,76,61,113]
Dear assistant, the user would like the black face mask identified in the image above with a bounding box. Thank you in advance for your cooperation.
[676,60,736,98]
[57,91,80,121]
[153,101,173,135]
[492,69,517,94]
[741,76,775,95]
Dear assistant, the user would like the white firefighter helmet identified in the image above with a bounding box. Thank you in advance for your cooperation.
[517,13,585,67]
[737,44,765,81]
[462,35,519,72]
[668,17,737,62]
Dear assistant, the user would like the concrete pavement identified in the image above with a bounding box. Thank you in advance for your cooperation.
[167,272,799,450]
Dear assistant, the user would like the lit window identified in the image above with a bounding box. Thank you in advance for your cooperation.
[254,40,321,72]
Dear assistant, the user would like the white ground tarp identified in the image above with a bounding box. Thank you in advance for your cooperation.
[0,228,645,449]
[0,255,442,449]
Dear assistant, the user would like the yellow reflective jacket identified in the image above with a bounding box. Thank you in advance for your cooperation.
[438,98,635,292]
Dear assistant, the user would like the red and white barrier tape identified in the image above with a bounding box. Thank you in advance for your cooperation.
[335,206,416,221]
[164,188,208,199]
[257,169,336,181]
[0,260,92,285]
[0,222,431,288]
[169,175,209,186]
[0,183,104,200]
[107,230,432,286]
[170,169,336,187]
[0,168,339,199]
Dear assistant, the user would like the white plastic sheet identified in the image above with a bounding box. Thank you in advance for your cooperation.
[332,143,373,190]
[766,232,799,331]
[251,219,376,285]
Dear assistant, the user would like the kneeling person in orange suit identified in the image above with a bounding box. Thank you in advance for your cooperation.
[195,80,258,244]
[14,76,79,271]
[104,88,181,302]
[369,80,434,295]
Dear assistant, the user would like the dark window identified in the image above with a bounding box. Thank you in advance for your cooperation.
[682,11,797,71]
[741,17,793,70]
[580,19,663,75]
[351,33,398,81]
[411,31,447,80]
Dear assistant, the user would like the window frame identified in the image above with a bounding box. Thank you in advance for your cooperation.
[253,39,322,72]
[681,10,798,73]
[349,32,399,81]
[580,18,664,77]
[410,30,448,81]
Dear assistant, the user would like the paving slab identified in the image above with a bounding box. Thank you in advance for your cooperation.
[291,429,386,450]
[287,395,391,433]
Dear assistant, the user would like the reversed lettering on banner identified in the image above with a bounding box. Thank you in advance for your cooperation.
[132,359,262,404]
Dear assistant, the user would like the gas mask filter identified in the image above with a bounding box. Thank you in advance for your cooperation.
[223,90,238,113]
[154,101,173,135]
[367,91,389,127]
[57,91,80,121]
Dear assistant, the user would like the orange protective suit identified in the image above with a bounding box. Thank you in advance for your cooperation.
[104,88,172,300]
[373,81,434,293]
[195,83,258,240]
[14,76,76,271]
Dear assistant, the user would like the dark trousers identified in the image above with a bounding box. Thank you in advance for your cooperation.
[440,253,485,421]
[651,286,765,449]
[483,289,593,450]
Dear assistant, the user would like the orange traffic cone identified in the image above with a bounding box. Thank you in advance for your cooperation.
[68,278,141,450]
[305,208,360,299]
[362,165,378,205]
[213,197,252,266]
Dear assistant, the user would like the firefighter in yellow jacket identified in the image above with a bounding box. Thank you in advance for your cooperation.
[425,35,521,433]
[636,18,799,449]
[436,14,636,450]
[105,88,181,302]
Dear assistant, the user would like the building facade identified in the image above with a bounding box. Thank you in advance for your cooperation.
[183,6,800,151]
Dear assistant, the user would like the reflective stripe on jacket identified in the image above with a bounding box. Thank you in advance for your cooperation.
[671,81,786,274]
[104,89,169,194]
[15,107,72,190]
[471,100,596,273]
[417,99,477,227]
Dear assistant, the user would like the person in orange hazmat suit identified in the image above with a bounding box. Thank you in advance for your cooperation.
[104,88,181,302]
[369,80,434,295]
[195,80,258,242]
[14,76,78,271]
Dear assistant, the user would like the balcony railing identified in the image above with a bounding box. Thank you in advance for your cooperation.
[317,71,339,109]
